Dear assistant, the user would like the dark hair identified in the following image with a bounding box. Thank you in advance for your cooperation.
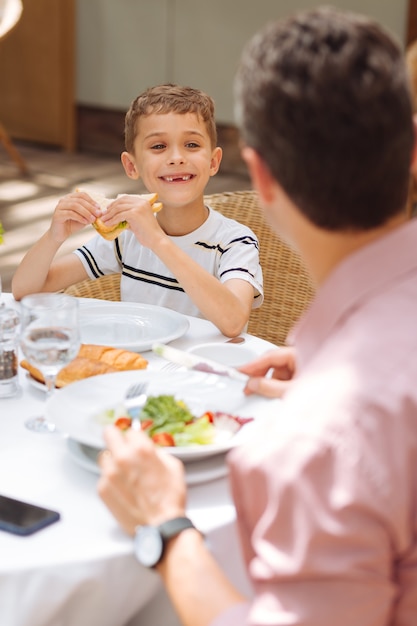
[234,6,414,230]
[124,84,217,153]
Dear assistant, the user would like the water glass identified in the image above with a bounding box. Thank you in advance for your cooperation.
[20,293,81,432]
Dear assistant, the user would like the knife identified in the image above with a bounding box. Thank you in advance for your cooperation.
[152,343,249,383]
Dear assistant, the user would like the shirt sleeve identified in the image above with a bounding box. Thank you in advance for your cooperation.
[226,433,397,626]
[73,232,123,278]
[217,227,264,309]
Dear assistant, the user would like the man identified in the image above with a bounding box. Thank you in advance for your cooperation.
[98,6,417,625]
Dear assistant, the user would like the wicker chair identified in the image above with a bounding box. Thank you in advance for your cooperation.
[64,272,121,301]
[208,190,315,345]
[64,190,315,346]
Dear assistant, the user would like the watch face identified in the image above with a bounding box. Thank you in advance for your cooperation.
[134,526,164,568]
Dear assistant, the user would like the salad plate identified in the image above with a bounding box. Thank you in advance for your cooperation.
[66,439,229,485]
[46,369,281,461]
[78,301,189,352]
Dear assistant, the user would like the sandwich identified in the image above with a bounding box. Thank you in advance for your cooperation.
[75,188,163,241]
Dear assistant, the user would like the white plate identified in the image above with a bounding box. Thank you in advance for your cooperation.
[78,301,189,352]
[66,439,229,486]
[46,369,280,461]
[188,343,258,368]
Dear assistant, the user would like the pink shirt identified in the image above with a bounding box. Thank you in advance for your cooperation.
[214,219,417,626]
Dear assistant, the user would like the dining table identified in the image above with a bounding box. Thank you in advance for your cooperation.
[0,292,280,626]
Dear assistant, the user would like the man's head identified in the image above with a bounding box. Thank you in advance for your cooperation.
[125,84,218,154]
[235,6,414,230]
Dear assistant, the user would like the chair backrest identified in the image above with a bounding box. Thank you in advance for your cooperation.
[207,190,315,345]
[64,273,121,301]
[64,189,315,345]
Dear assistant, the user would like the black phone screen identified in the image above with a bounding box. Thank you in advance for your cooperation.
[0,494,60,536]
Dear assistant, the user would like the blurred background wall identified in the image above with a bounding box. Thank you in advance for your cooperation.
[76,0,408,124]
[0,0,411,157]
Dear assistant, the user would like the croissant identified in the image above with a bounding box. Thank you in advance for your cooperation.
[21,343,148,388]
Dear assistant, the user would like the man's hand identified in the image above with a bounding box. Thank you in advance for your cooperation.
[97,426,187,536]
[239,347,297,398]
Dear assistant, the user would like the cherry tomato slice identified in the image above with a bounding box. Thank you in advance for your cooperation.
[151,432,175,447]
[114,416,132,431]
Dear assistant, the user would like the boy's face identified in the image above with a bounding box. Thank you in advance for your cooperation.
[121,112,222,208]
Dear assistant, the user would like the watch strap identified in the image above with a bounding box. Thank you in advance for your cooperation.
[134,516,198,569]
[158,516,196,540]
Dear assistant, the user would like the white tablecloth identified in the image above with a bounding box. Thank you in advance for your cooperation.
[0,294,275,626]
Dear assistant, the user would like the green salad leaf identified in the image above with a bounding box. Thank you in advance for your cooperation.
[95,394,218,447]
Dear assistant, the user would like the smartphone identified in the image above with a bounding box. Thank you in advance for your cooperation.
[0,494,60,536]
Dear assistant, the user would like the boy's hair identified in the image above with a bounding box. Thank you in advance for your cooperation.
[234,6,414,230]
[125,84,217,153]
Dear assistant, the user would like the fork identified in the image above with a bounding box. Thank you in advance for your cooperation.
[124,381,149,431]
[161,361,182,373]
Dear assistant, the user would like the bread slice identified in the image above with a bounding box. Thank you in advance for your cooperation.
[91,218,129,241]
[21,343,148,388]
[75,189,163,241]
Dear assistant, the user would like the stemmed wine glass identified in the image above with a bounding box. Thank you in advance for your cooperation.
[20,293,81,432]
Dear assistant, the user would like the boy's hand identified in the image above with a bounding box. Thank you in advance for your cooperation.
[50,191,102,243]
[99,194,165,249]
[239,347,297,398]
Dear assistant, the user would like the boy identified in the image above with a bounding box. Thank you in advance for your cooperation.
[98,7,417,626]
[12,85,263,337]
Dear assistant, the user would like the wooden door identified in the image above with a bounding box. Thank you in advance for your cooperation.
[0,0,75,149]
[408,0,417,43]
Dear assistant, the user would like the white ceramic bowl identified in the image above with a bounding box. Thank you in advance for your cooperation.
[188,342,257,368]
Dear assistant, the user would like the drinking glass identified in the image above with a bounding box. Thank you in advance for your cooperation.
[20,293,81,432]
[0,304,20,398]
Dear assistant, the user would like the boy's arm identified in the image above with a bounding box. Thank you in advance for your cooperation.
[12,191,100,300]
[12,234,89,300]
[154,238,254,337]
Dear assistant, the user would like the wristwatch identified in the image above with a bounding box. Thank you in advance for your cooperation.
[134,516,197,568]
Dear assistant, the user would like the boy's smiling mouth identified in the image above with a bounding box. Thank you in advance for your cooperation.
[160,174,195,182]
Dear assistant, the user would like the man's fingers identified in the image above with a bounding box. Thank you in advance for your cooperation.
[244,376,291,398]
[239,348,296,378]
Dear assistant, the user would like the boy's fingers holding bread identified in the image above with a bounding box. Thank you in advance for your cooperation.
[75,187,111,210]
[75,188,163,240]
[75,187,126,241]
[116,192,163,212]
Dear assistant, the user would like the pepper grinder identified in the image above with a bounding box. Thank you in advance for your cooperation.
[0,304,20,398]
